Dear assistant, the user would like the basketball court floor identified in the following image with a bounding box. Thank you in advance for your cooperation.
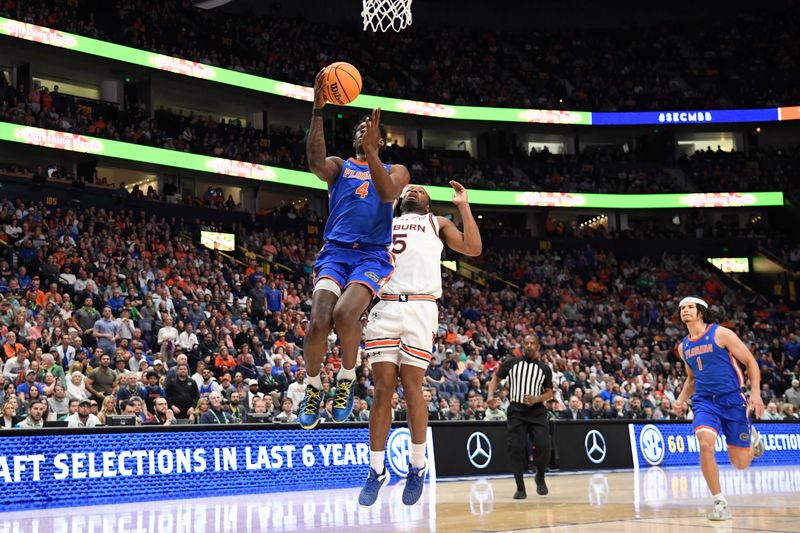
[4,465,799,532]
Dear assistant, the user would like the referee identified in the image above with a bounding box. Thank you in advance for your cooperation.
[488,334,554,499]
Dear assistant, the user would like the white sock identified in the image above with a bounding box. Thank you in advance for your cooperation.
[713,493,727,505]
[411,442,426,469]
[370,449,385,473]
[307,374,322,389]
[337,366,356,382]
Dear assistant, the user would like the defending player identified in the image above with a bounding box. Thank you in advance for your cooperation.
[301,70,410,429]
[674,296,765,521]
[358,182,481,506]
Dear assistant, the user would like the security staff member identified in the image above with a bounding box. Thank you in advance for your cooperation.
[488,334,554,499]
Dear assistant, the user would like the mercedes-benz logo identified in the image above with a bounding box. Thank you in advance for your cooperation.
[466,431,492,469]
[584,429,607,464]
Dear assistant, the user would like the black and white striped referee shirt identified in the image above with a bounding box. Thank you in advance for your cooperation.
[495,356,553,412]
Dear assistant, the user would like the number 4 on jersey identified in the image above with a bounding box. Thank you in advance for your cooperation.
[355,182,369,199]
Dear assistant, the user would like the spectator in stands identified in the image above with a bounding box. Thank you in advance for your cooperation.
[67,399,101,427]
[559,395,586,420]
[150,397,177,425]
[228,391,247,423]
[443,398,465,421]
[785,380,800,409]
[47,384,70,420]
[85,353,117,403]
[245,397,271,423]
[164,363,199,420]
[97,396,118,425]
[761,401,782,421]
[274,397,297,423]
[15,398,46,429]
[199,392,232,424]
[585,396,607,419]
[1,400,16,429]
[116,373,146,410]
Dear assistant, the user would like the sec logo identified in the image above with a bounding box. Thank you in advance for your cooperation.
[639,424,665,466]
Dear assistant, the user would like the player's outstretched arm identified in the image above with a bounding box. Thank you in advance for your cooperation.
[716,326,765,418]
[438,181,482,257]
[361,108,410,202]
[307,69,344,185]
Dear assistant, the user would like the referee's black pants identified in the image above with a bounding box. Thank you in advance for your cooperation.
[507,410,551,490]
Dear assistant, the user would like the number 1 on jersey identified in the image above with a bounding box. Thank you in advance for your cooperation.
[697,356,703,371]
[355,182,369,199]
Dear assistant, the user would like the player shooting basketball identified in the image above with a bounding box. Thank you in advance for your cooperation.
[358,183,481,506]
[300,69,410,430]
[674,296,765,521]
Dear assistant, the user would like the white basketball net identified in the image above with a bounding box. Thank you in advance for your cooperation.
[362,0,413,32]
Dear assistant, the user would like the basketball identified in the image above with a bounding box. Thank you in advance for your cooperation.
[323,62,362,105]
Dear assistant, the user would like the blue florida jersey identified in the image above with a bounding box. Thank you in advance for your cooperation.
[681,323,745,396]
[323,158,394,247]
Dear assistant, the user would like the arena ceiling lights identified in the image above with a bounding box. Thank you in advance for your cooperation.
[2,17,799,126]
[1,123,784,209]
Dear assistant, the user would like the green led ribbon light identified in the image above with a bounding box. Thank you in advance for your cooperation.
[0,17,591,125]
[0,122,785,208]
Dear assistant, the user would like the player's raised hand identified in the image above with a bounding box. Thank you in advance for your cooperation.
[362,108,383,154]
[313,69,328,109]
[449,180,468,207]
[749,394,765,419]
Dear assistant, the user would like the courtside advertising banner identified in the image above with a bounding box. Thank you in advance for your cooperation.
[630,422,800,469]
[0,426,434,511]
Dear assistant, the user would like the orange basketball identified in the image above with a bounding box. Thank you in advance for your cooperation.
[323,62,362,105]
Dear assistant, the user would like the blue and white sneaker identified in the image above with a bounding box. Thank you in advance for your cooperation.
[358,467,390,506]
[298,386,322,429]
[751,426,764,458]
[402,462,428,505]
[332,378,355,422]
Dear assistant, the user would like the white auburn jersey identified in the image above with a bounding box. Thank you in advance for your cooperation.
[382,212,444,298]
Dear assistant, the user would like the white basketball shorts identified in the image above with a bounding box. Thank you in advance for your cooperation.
[364,297,437,370]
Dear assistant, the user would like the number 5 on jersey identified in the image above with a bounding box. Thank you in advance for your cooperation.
[355,182,369,199]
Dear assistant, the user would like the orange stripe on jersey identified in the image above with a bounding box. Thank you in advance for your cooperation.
[728,353,745,387]
[400,343,431,360]
[365,340,400,349]
[688,324,712,342]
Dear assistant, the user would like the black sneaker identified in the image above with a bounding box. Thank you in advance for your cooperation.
[513,489,527,500]
[535,476,548,495]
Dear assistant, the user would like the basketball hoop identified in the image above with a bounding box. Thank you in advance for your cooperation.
[362,0,413,32]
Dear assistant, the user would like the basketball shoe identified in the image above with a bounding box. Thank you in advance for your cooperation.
[751,426,764,458]
[332,378,355,422]
[402,462,428,505]
[708,499,732,521]
[358,467,390,506]
[298,385,322,429]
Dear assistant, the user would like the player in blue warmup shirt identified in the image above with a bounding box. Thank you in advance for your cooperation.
[674,296,765,521]
[300,69,410,429]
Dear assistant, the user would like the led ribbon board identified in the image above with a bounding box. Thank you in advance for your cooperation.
[2,17,798,126]
[1,123,785,209]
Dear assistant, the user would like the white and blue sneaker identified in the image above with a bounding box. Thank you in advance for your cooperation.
[708,499,732,521]
[358,467,390,506]
[297,386,322,429]
[332,378,355,422]
[402,462,428,505]
[751,426,764,458]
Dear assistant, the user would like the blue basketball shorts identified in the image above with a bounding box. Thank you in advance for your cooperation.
[692,390,751,448]
[313,243,395,297]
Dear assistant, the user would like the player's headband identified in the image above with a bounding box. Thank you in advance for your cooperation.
[679,296,708,309]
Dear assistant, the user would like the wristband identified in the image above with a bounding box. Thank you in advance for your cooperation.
[312,108,324,118]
